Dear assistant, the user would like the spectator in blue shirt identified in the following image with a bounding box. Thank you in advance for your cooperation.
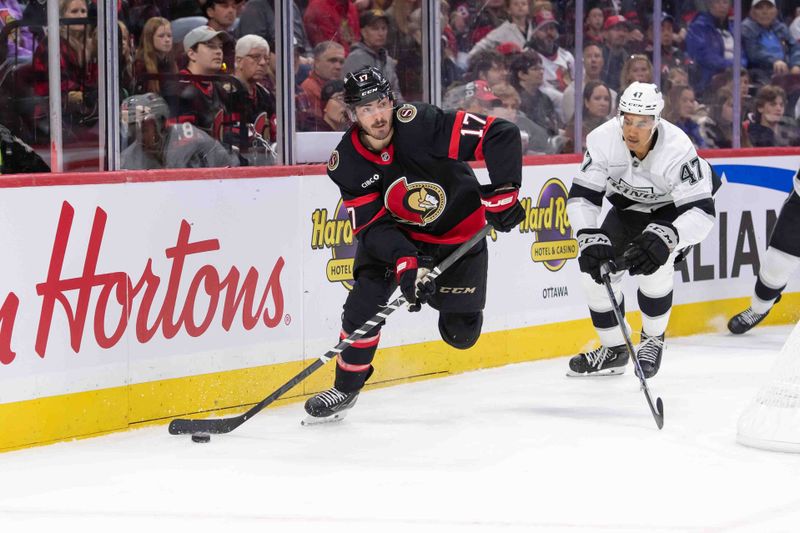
[742,0,800,85]
[686,0,744,98]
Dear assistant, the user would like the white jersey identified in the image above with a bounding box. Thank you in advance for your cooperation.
[567,117,716,248]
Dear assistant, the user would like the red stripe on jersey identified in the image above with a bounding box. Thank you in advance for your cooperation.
[403,207,486,244]
[350,129,394,165]
[340,330,381,349]
[474,116,495,162]
[352,206,388,236]
[343,192,380,208]
[337,355,373,372]
[448,110,466,159]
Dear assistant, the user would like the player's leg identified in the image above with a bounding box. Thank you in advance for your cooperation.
[729,191,800,334]
[304,263,394,421]
[635,252,679,378]
[429,238,487,350]
[568,209,645,376]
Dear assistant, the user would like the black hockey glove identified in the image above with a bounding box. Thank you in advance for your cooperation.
[480,184,525,232]
[396,255,436,312]
[576,228,614,284]
[624,222,679,276]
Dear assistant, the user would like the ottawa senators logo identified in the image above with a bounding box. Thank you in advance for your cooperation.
[396,104,417,123]
[328,150,339,171]
[385,177,446,226]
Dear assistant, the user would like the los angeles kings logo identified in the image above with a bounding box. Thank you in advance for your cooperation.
[385,177,446,225]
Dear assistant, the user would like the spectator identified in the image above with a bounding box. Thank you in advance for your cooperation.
[32,0,98,129]
[562,42,618,124]
[466,49,508,87]
[465,0,507,46]
[134,17,178,95]
[663,65,689,93]
[120,92,238,169]
[395,7,424,101]
[509,50,559,136]
[584,7,605,47]
[468,0,534,59]
[600,14,631,93]
[686,0,743,98]
[301,41,345,124]
[742,0,800,86]
[698,85,751,149]
[342,10,404,102]
[0,0,35,62]
[119,21,134,98]
[645,12,688,77]
[748,84,800,147]
[489,82,556,154]
[665,84,707,148]
[202,0,241,72]
[231,34,276,159]
[303,79,349,131]
[303,0,360,53]
[564,80,613,152]
[386,0,420,60]
[619,53,653,94]
[525,9,574,92]
[168,25,230,139]
[236,0,312,60]
[791,8,800,43]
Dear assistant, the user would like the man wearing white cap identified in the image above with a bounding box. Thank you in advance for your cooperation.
[167,25,231,140]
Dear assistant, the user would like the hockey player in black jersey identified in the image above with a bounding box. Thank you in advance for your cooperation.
[303,66,525,423]
[728,166,800,334]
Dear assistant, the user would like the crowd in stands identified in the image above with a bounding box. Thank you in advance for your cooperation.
[0,0,799,170]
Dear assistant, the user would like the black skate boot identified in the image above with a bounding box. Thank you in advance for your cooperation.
[301,387,360,426]
[636,332,665,379]
[567,345,629,377]
[727,307,771,335]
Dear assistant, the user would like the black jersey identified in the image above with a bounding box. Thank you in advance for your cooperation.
[327,102,522,262]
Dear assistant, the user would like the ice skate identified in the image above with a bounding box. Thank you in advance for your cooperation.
[301,387,360,426]
[567,345,629,377]
[728,307,771,335]
[636,332,665,378]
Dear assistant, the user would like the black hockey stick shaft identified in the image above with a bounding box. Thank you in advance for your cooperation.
[168,224,494,435]
[599,261,664,430]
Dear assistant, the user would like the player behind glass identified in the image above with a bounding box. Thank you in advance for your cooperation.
[303,66,526,423]
[567,82,718,378]
[728,166,800,334]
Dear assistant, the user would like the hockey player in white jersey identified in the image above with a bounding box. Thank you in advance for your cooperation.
[567,81,717,378]
[728,166,800,334]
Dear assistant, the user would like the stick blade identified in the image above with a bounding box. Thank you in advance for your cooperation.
[168,417,239,435]
[654,397,665,430]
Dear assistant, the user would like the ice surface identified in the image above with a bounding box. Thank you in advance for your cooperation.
[2,327,800,532]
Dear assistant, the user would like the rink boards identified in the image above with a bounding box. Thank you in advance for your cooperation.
[0,148,799,450]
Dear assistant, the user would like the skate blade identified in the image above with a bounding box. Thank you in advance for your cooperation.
[301,411,349,426]
[566,367,626,378]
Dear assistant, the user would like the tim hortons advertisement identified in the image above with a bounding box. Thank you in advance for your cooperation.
[0,178,303,404]
[302,154,800,349]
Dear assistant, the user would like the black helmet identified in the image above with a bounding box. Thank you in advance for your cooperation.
[343,66,394,106]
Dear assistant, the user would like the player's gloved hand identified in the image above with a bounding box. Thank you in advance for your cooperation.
[480,184,525,232]
[624,222,679,276]
[576,228,615,284]
[396,255,436,312]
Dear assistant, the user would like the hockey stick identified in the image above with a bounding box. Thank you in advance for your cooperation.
[168,224,494,435]
[599,260,665,430]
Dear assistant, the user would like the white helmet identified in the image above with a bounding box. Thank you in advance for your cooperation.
[618,82,664,120]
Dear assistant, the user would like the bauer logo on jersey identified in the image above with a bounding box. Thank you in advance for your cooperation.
[385,177,447,226]
[328,150,340,171]
[396,104,417,123]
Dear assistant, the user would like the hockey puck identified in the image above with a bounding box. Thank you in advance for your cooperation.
[191,432,211,443]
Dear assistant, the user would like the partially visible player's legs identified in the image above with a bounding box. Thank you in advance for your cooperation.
[635,254,678,378]
[567,271,630,376]
[429,238,487,350]
[569,208,643,377]
[729,191,800,334]
[304,266,394,422]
